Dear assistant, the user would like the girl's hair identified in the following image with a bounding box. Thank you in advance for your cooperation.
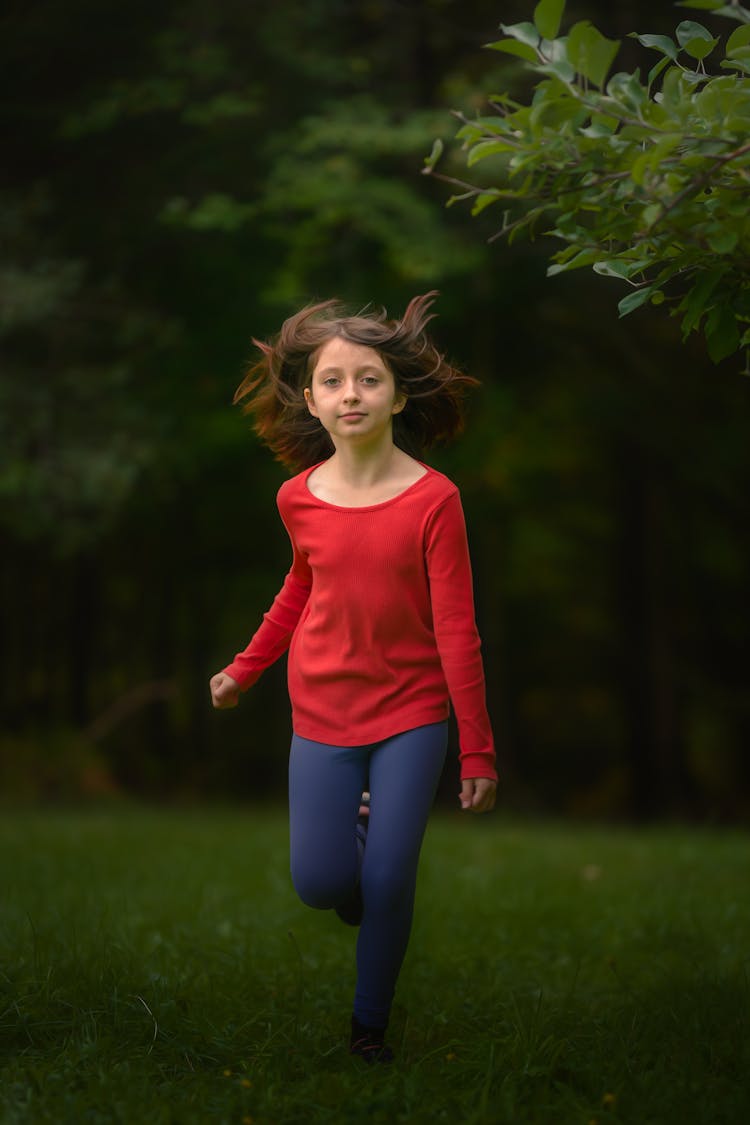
[233,291,479,471]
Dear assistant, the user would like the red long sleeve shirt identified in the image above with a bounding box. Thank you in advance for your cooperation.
[223,463,497,781]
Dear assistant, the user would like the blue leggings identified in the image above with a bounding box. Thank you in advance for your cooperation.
[288,722,448,1028]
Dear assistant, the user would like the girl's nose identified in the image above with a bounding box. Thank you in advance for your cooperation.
[342,381,360,402]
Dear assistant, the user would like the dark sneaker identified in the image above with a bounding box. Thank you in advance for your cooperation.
[349,1015,394,1064]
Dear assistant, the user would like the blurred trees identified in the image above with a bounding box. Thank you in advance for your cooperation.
[1,0,748,818]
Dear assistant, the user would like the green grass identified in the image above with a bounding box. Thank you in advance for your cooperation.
[0,808,748,1124]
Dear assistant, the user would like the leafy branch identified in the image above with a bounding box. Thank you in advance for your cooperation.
[425,0,750,364]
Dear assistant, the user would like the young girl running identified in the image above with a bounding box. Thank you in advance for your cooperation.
[209,292,496,1063]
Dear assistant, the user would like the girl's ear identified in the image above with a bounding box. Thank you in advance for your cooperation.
[304,386,318,417]
[392,391,407,416]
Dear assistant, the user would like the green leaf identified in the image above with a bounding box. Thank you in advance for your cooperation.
[567,21,621,89]
[423,138,443,172]
[618,287,655,317]
[606,70,648,109]
[680,68,709,83]
[485,39,539,62]
[471,192,502,216]
[467,140,516,167]
[720,57,750,72]
[657,64,685,108]
[533,0,566,41]
[678,267,725,335]
[580,113,618,137]
[642,202,663,228]
[707,229,739,254]
[547,248,598,275]
[706,302,741,362]
[727,24,750,52]
[594,260,632,280]
[499,22,541,49]
[682,34,719,59]
[553,212,588,238]
[675,20,715,47]
[630,33,679,60]
[631,150,650,185]
[648,55,672,87]
[536,58,576,83]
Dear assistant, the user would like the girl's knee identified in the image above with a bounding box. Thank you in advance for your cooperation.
[291,864,354,910]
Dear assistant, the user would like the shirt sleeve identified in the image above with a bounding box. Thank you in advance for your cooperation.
[222,490,312,690]
[424,490,497,782]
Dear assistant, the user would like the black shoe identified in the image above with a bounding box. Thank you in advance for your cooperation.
[349,1015,394,1064]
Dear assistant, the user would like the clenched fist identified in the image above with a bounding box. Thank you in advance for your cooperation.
[210,672,241,709]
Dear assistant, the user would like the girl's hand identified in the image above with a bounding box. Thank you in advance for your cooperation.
[459,778,496,814]
[210,672,241,709]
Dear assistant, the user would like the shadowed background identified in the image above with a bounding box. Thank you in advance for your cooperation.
[2,0,748,818]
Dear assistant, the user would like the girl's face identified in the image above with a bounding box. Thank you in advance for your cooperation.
[304,336,406,448]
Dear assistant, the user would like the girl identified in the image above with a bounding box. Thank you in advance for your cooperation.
[209,292,496,1064]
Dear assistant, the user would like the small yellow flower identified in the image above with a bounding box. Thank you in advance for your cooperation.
[242,1117,254,1125]
[241,1078,252,1088]
[223,1069,232,1077]
[445,1051,458,1061]
[602,1092,617,1108]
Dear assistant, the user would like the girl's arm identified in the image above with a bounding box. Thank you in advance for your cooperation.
[424,490,498,788]
[212,491,312,702]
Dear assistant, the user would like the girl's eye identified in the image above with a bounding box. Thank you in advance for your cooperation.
[361,376,379,385]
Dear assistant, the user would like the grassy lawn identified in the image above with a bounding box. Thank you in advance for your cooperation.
[0,807,748,1124]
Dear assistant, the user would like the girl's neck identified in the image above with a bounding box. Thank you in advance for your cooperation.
[307,439,426,507]
[327,440,403,488]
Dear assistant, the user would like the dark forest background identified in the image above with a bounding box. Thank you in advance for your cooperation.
[1,0,748,818]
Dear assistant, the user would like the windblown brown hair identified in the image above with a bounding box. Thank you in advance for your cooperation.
[233,291,479,471]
